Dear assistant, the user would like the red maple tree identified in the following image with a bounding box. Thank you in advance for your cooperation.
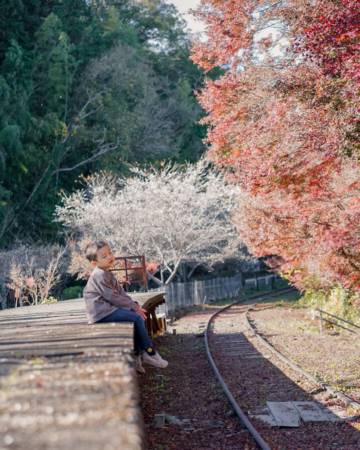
[191,0,359,291]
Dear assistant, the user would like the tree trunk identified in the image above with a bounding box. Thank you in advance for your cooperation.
[187,263,200,281]
[164,260,182,285]
[146,271,163,287]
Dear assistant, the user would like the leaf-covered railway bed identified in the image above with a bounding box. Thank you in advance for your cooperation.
[140,297,360,450]
[139,308,258,450]
[209,300,360,450]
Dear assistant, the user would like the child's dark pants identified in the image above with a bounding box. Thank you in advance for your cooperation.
[98,308,154,354]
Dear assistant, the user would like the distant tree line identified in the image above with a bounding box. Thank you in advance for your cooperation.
[0,0,206,244]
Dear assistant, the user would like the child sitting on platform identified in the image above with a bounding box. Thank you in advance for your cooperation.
[83,240,168,373]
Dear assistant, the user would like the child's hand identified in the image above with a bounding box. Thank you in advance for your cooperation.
[137,307,147,321]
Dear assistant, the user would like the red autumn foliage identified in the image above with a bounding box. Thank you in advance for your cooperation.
[146,261,160,275]
[191,0,360,291]
[296,0,360,84]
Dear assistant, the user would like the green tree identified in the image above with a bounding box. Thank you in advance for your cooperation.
[0,0,206,244]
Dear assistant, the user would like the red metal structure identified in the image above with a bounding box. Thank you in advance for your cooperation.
[110,255,167,336]
[111,255,148,291]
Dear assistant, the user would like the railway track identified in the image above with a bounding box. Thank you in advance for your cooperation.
[246,306,360,413]
[204,288,360,450]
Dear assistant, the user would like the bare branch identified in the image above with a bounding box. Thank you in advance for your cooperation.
[52,141,119,176]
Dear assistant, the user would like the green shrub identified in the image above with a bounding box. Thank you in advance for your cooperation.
[62,286,83,300]
[41,296,58,304]
[300,285,360,323]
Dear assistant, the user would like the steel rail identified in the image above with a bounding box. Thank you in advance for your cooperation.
[316,308,360,332]
[320,317,357,334]
[204,287,294,450]
[246,308,360,411]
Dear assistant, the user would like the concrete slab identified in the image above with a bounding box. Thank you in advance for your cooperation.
[250,413,278,427]
[293,401,330,422]
[267,402,301,427]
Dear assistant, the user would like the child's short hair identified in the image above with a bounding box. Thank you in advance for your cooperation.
[85,240,109,262]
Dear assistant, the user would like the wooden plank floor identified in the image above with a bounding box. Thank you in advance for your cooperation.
[0,299,143,450]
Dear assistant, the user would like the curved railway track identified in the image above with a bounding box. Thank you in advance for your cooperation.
[205,288,293,450]
[204,288,360,450]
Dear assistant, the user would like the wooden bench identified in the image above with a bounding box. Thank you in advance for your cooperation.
[132,291,167,337]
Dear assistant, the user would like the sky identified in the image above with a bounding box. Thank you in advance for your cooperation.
[168,0,205,33]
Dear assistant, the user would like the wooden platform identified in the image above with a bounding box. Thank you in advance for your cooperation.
[0,299,143,450]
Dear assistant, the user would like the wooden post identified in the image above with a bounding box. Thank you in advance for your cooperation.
[271,275,276,290]
[141,255,148,290]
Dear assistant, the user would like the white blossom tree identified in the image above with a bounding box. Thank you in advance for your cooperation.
[55,160,249,285]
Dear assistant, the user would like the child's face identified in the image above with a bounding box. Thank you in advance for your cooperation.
[94,245,115,271]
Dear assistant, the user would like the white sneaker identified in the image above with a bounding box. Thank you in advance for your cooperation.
[134,355,146,374]
[142,351,168,369]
